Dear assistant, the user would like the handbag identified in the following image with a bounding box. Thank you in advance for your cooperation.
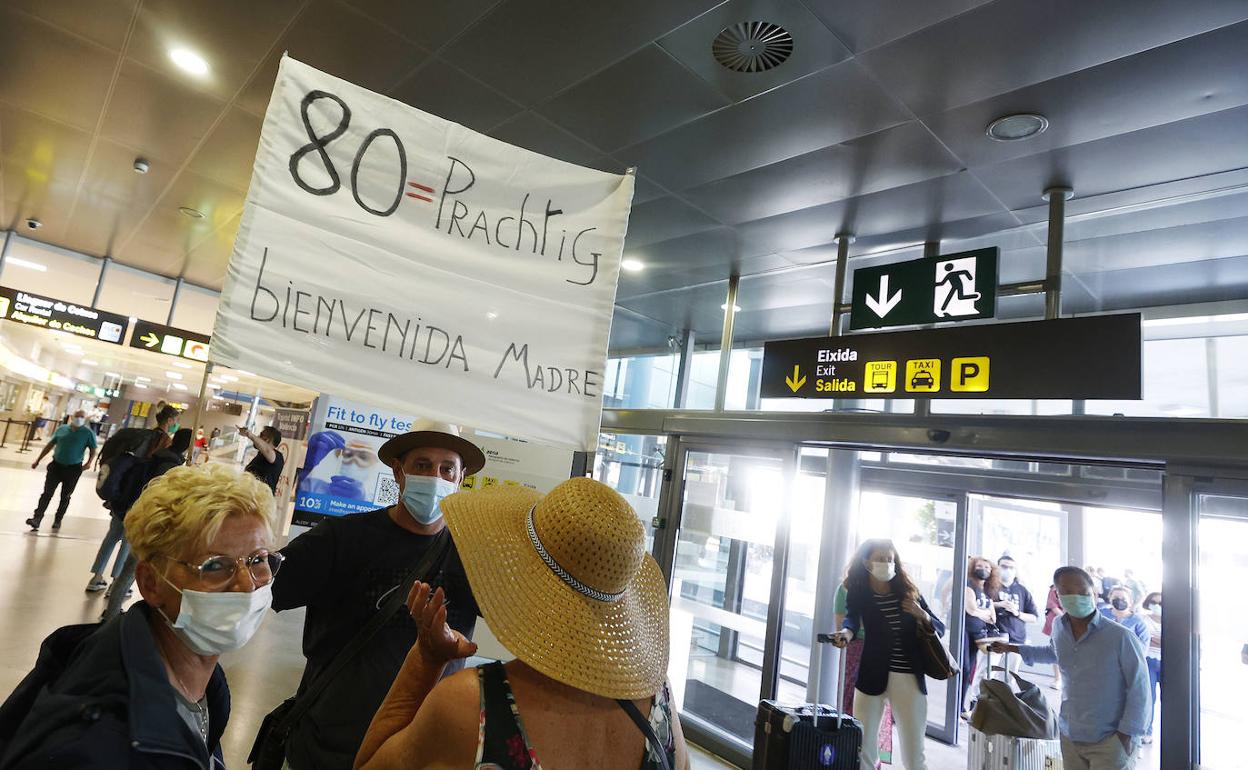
[247,529,453,770]
[916,624,959,681]
[970,657,1059,739]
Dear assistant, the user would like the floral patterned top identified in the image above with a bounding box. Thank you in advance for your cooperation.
[474,661,676,770]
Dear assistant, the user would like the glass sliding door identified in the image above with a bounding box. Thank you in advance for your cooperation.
[666,444,796,764]
[1196,488,1248,770]
[593,432,668,554]
[858,489,965,743]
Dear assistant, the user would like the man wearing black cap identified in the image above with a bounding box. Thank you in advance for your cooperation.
[270,419,485,770]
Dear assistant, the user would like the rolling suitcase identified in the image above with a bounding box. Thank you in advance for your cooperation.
[752,634,864,770]
[967,651,1063,770]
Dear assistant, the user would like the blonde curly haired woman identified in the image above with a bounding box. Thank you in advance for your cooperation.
[0,464,281,769]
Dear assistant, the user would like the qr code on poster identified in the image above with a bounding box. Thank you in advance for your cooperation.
[374,475,400,506]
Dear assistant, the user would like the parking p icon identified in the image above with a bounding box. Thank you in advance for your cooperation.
[950,356,990,392]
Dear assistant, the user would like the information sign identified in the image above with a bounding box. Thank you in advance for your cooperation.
[849,248,999,330]
[761,314,1141,400]
[0,286,127,344]
[128,319,211,362]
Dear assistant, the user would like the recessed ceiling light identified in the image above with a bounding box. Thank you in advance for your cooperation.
[486,311,498,320]
[721,303,742,312]
[621,258,645,272]
[136,375,151,382]
[6,257,47,272]
[179,206,205,219]
[105,371,121,378]
[171,361,193,369]
[82,359,98,366]
[134,383,148,389]
[165,371,183,380]
[986,113,1049,141]
[221,375,239,382]
[172,383,189,391]
[235,370,255,377]
[169,47,209,76]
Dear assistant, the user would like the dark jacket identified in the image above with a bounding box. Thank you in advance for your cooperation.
[0,603,230,769]
[842,586,946,696]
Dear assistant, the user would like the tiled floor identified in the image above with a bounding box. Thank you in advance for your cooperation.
[0,444,737,769]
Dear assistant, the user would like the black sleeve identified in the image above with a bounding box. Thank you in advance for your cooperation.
[271,519,339,612]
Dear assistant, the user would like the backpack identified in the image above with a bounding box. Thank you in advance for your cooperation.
[95,428,157,502]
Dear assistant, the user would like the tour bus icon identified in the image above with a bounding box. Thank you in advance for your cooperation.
[871,369,890,389]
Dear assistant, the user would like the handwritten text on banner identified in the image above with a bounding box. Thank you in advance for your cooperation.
[211,56,633,450]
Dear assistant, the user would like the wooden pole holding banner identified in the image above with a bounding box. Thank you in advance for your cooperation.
[187,362,214,465]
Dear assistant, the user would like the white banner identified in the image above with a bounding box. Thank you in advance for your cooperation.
[211,56,633,450]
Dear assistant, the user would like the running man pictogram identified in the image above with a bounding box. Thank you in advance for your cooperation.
[934,257,981,317]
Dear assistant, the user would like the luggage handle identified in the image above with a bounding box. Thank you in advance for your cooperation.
[816,632,848,730]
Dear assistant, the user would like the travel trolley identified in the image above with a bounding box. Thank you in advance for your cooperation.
[753,633,864,770]
[966,650,1063,770]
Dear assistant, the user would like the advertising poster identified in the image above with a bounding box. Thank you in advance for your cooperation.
[294,395,576,526]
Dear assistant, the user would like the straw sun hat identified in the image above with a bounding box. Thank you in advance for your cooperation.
[442,477,670,700]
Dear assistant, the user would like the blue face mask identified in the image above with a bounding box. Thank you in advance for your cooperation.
[1059,593,1097,619]
[401,474,458,525]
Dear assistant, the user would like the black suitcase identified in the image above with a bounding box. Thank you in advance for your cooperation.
[752,634,864,770]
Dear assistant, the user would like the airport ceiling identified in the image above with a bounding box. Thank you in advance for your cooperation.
[2,0,1248,353]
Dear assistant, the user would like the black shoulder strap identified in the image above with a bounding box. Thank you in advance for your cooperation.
[616,698,672,770]
[277,527,453,733]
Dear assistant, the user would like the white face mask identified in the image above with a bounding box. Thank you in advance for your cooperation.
[869,560,896,582]
[73,417,86,427]
[159,579,272,656]
[1000,567,1016,584]
[402,474,458,525]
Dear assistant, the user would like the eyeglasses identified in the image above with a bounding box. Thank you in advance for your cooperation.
[162,549,284,588]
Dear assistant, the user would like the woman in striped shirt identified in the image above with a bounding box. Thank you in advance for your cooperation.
[830,539,945,770]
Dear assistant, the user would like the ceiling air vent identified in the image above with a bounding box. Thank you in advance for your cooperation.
[712,21,793,73]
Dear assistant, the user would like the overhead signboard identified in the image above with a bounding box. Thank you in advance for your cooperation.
[129,319,211,362]
[0,286,128,344]
[210,56,633,451]
[761,314,1141,400]
[849,248,999,330]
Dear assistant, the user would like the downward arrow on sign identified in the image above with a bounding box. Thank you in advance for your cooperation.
[865,274,902,318]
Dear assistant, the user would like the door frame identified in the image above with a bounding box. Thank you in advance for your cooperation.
[655,437,800,769]
[1162,469,1248,770]
[857,480,969,745]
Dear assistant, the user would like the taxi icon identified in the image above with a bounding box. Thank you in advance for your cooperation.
[910,369,935,389]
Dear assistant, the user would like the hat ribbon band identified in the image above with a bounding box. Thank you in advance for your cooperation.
[526,506,625,603]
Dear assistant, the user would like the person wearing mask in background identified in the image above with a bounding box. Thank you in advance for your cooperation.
[1101,586,1150,649]
[994,555,1039,676]
[99,429,195,620]
[993,567,1149,770]
[833,566,895,764]
[1138,592,1162,745]
[1099,568,1121,604]
[1044,583,1065,690]
[240,425,284,493]
[962,556,1003,718]
[193,429,208,465]
[0,464,280,769]
[25,410,97,533]
[270,420,486,770]
[829,539,946,770]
